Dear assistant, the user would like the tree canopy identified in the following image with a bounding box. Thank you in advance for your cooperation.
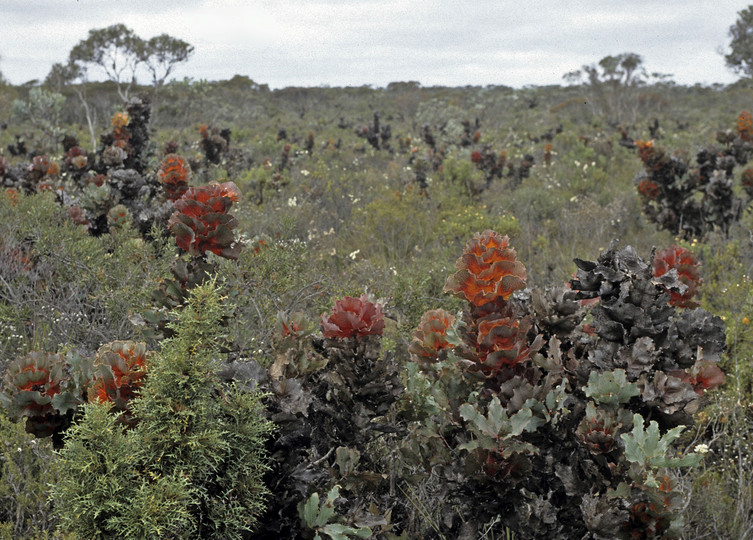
[725,6,753,79]
[62,23,193,102]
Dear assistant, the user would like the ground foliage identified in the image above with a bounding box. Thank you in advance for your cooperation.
[0,78,752,538]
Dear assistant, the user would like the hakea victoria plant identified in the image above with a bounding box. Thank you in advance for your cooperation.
[0,351,92,447]
[634,111,753,238]
[140,183,242,340]
[248,293,403,538]
[167,181,243,259]
[400,231,725,539]
[88,341,150,425]
[158,153,192,201]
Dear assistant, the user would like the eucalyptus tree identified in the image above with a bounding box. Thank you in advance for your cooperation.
[725,5,753,80]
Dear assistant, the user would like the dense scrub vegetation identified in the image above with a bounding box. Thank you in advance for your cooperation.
[1,76,753,538]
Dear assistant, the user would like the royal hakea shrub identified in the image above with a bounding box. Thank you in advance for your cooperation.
[400,231,725,538]
[634,111,753,238]
[355,111,391,151]
[0,351,91,447]
[98,96,151,174]
[199,124,230,164]
[251,293,402,537]
[158,153,191,201]
[167,181,242,259]
[88,341,150,423]
[142,182,243,339]
[470,145,508,187]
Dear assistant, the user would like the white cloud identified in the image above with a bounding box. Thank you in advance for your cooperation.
[0,0,747,87]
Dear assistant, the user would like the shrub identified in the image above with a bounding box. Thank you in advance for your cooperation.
[633,112,753,238]
[400,232,722,538]
[167,181,242,259]
[0,351,90,446]
[0,409,59,538]
[51,280,274,539]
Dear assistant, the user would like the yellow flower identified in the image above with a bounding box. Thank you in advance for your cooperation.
[111,112,129,128]
[743,317,750,325]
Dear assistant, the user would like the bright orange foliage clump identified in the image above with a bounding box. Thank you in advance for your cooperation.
[111,112,129,128]
[444,230,526,307]
[738,111,753,141]
[409,309,456,361]
[159,153,192,201]
[88,341,149,412]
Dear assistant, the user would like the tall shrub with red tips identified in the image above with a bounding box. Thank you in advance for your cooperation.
[159,153,192,201]
[167,181,242,259]
[444,230,527,306]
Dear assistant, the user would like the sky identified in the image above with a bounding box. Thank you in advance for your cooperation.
[1,0,751,89]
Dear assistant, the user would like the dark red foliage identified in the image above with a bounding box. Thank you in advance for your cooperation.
[320,295,385,339]
[652,246,701,308]
[668,363,725,396]
[637,178,660,199]
[167,182,242,259]
[408,309,456,362]
[67,206,89,226]
[738,111,753,141]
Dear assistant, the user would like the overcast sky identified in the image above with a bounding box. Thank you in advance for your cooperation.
[2,0,751,88]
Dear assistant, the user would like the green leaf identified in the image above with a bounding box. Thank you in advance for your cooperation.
[321,523,373,539]
[620,414,699,469]
[300,491,320,527]
[51,391,80,414]
[585,369,639,408]
[509,406,533,436]
[607,482,631,499]
[316,485,340,527]
[487,396,506,433]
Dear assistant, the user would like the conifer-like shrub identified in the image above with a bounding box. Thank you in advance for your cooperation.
[51,280,273,539]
